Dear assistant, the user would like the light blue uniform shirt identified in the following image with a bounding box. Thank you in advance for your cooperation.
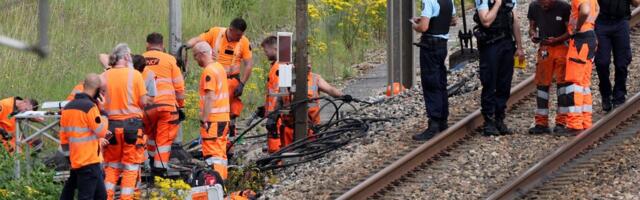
[421,0,457,39]
[475,0,517,11]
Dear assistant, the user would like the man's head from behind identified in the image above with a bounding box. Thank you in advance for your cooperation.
[261,36,277,62]
[16,98,38,112]
[146,32,164,50]
[193,42,213,67]
[83,73,102,99]
[109,43,132,67]
[539,0,555,10]
[132,54,147,73]
[228,18,247,42]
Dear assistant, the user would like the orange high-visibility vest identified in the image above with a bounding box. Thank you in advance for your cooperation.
[143,50,186,108]
[199,27,253,76]
[199,62,231,122]
[0,97,19,151]
[264,62,279,115]
[568,0,599,34]
[102,67,147,120]
[279,71,321,126]
[59,93,109,169]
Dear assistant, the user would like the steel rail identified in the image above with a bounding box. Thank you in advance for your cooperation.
[336,75,535,200]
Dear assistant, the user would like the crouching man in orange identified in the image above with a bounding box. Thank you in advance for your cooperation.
[59,73,110,200]
[258,36,352,153]
[0,96,38,153]
[193,42,231,180]
[101,43,149,200]
[555,0,599,135]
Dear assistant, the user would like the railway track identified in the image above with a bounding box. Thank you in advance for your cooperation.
[486,9,640,200]
[335,7,640,200]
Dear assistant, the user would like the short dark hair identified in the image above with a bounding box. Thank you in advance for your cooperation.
[132,54,146,72]
[261,36,277,48]
[146,32,163,45]
[230,18,247,32]
[28,99,39,111]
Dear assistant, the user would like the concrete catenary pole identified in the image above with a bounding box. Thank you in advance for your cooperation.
[294,0,309,141]
[169,0,184,144]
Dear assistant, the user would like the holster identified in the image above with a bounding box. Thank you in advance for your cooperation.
[474,26,509,45]
[109,118,143,145]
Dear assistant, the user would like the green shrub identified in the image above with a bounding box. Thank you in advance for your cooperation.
[0,150,61,200]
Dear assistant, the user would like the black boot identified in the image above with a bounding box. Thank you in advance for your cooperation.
[495,116,512,135]
[482,115,499,136]
[528,125,550,134]
[602,97,613,112]
[412,120,442,141]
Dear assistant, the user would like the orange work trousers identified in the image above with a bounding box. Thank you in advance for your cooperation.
[201,121,229,180]
[104,127,146,200]
[277,118,315,151]
[144,105,179,170]
[563,32,596,130]
[535,44,569,127]
[227,77,244,118]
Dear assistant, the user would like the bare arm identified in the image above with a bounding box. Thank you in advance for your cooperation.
[139,95,150,108]
[512,11,523,50]
[575,2,591,33]
[528,20,537,40]
[317,75,343,97]
[240,58,254,84]
[477,0,503,27]
[413,16,430,32]
[187,37,205,48]
[98,53,111,70]
[202,90,213,122]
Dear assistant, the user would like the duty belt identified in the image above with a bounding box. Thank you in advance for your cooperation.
[571,30,596,39]
[414,36,447,48]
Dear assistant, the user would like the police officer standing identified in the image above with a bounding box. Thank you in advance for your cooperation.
[595,0,639,112]
[411,0,456,141]
[474,0,525,136]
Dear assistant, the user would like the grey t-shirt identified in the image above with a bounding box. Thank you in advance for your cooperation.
[527,1,570,39]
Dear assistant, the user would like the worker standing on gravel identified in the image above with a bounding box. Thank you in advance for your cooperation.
[102,43,149,200]
[193,41,231,180]
[594,0,639,112]
[142,33,186,177]
[473,0,525,136]
[258,36,351,153]
[410,0,457,141]
[187,18,254,142]
[0,96,38,152]
[59,74,109,200]
[527,0,571,134]
[555,0,599,135]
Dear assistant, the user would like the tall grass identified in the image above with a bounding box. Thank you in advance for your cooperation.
[1,0,384,141]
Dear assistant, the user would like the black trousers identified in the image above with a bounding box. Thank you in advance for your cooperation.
[60,163,107,200]
[419,39,449,122]
[595,18,632,105]
[478,38,515,118]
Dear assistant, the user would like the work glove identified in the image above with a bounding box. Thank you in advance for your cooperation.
[341,95,354,103]
[177,108,186,122]
[0,128,11,140]
[254,106,266,118]
[234,81,245,97]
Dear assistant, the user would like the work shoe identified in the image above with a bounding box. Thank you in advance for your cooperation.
[528,125,551,134]
[602,98,613,112]
[482,115,499,136]
[552,125,582,136]
[412,120,442,141]
[495,117,512,135]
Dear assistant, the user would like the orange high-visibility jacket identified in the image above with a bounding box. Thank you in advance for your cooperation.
[264,62,279,115]
[0,97,19,151]
[568,0,599,34]
[270,65,321,126]
[199,27,252,76]
[143,50,185,108]
[66,82,85,101]
[59,93,109,169]
[102,67,147,120]
[199,62,231,122]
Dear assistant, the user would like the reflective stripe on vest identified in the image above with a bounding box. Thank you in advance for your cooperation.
[205,156,228,166]
[69,135,98,143]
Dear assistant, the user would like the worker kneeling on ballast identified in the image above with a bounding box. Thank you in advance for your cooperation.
[258,35,353,153]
